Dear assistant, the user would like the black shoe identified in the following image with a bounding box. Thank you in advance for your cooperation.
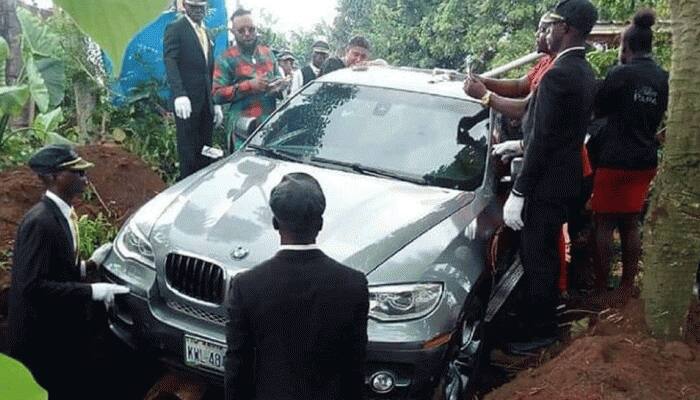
[504,336,558,356]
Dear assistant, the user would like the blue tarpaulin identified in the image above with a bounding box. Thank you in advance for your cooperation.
[109,0,228,105]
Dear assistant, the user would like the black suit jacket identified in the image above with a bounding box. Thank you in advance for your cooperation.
[225,249,369,400]
[7,196,92,384]
[164,16,214,115]
[515,49,596,200]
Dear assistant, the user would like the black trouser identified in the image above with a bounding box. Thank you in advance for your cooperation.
[519,198,569,338]
[175,104,213,181]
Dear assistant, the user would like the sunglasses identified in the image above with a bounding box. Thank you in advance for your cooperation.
[67,170,87,177]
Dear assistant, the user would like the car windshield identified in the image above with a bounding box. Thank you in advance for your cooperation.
[247,82,489,191]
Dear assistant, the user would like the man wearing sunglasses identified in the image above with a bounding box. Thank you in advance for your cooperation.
[212,8,283,151]
[7,145,129,399]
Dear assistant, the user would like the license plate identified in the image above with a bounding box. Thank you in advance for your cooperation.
[184,335,227,372]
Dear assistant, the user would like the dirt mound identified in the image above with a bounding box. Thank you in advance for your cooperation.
[485,299,700,400]
[0,144,166,319]
[0,143,166,251]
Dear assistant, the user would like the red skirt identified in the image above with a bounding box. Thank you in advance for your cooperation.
[591,168,657,213]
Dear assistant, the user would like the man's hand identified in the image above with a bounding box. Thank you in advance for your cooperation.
[463,74,487,99]
[503,193,525,231]
[174,96,192,120]
[213,105,224,127]
[267,77,291,94]
[249,78,269,93]
[492,139,523,161]
[91,283,130,308]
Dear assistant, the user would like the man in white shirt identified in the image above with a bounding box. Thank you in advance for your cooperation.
[7,144,129,399]
[290,40,330,94]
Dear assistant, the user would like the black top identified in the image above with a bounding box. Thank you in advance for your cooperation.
[7,197,93,385]
[301,64,318,85]
[225,249,369,400]
[592,57,669,170]
[515,49,597,200]
[163,16,214,114]
[319,57,346,76]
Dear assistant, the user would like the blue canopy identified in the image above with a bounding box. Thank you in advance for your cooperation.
[110,0,228,104]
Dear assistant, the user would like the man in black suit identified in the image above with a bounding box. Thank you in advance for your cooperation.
[502,0,598,350]
[290,40,330,93]
[225,172,369,400]
[164,0,223,180]
[7,145,130,399]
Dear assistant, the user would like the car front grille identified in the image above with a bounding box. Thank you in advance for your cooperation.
[166,300,229,325]
[165,253,225,304]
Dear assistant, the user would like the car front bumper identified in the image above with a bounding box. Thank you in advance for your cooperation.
[102,266,451,399]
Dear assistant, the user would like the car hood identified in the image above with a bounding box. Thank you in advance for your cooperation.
[149,153,475,274]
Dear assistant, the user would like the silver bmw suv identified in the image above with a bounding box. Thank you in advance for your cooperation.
[101,65,511,399]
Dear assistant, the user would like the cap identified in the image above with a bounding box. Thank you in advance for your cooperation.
[269,173,326,231]
[540,12,557,24]
[28,144,94,175]
[550,0,598,34]
[277,50,296,62]
[184,0,207,5]
[311,40,330,54]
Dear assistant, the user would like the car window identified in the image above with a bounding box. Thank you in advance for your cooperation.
[248,82,489,191]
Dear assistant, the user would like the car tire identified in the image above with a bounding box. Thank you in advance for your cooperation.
[441,296,487,400]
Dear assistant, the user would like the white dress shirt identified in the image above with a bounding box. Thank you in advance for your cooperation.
[279,244,320,251]
[290,64,320,94]
[45,190,85,277]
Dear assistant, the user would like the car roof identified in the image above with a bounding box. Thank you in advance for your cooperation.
[316,65,481,102]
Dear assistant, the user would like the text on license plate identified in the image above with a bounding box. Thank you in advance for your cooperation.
[184,335,227,372]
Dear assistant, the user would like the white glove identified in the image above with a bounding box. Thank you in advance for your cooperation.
[89,243,112,267]
[213,105,224,127]
[174,96,192,120]
[503,193,525,231]
[91,283,130,308]
[492,140,523,161]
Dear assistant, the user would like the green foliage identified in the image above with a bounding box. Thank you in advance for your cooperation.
[587,48,619,77]
[107,82,179,183]
[0,132,38,170]
[0,354,48,400]
[287,22,334,66]
[332,0,373,52]
[1,8,68,159]
[25,56,50,113]
[77,212,117,261]
[0,86,30,116]
[0,36,8,84]
[326,0,670,75]
[593,0,670,20]
[53,0,170,76]
[257,10,290,52]
[35,57,67,108]
[16,8,62,59]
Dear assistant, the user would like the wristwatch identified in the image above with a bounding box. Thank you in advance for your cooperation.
[480,91,492,107]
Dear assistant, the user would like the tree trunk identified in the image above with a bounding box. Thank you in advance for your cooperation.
[0,0,21,85]
[642,0,700,340]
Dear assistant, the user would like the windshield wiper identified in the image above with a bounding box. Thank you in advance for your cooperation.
[246,144,301,163]
[310,156,427,185]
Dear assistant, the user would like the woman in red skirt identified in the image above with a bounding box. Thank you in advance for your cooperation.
[589,9,668,293]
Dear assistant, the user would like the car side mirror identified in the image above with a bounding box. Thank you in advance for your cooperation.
[229,117,259,154]
[235,117,258,140]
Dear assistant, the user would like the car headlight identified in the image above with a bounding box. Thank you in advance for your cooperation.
[115,218,155,268]
[369,283,443,322]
